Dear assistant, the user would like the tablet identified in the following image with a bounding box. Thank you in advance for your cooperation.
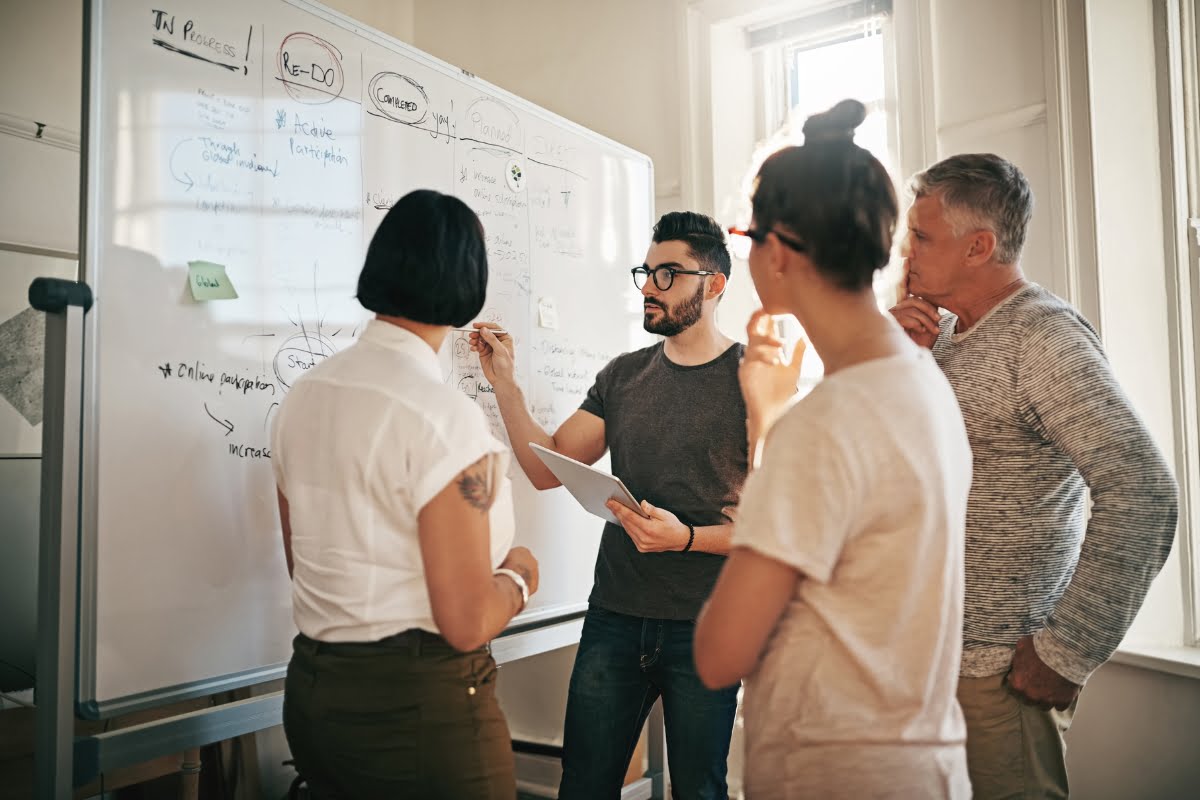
[528,443,650,525]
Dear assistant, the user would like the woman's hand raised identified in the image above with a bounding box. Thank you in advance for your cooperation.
[739,309,804,437]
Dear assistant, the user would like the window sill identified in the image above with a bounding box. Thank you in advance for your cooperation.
[1110,644,1200,680]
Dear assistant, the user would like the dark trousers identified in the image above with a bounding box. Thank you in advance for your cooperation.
[282,631,515,799]
[559,606,740,800]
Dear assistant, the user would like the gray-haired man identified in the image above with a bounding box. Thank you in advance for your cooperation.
[890,153,1177,798]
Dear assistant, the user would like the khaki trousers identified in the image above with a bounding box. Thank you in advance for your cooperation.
[957,673,1078,799]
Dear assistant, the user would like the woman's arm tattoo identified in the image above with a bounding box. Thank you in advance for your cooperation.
[457,457,496,513]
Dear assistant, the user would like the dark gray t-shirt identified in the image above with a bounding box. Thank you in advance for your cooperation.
[579,341,748,620]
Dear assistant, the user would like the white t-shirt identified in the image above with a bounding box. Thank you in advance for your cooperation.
[271,319,514,642]
[733,344,972,798]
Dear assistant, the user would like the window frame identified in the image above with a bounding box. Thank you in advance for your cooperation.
[1155,0,1200,647]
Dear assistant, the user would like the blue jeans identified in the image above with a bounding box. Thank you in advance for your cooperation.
[559,606,740,800]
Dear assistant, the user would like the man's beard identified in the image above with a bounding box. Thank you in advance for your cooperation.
[643,281,705,336]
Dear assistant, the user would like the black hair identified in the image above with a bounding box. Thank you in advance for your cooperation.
[751,99,897,292]
[356,189,488,326]
[651,211,732,279]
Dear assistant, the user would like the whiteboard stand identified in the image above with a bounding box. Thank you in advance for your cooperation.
[32,277,90,798]
[30,277,290,790]
[29,342,597,789]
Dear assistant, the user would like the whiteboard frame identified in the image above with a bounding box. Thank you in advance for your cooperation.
[77,0,654,718]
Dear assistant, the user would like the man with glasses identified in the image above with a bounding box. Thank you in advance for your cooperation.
[471,211,746,799]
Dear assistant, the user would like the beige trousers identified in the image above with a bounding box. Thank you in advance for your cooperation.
[957,673,1078,799]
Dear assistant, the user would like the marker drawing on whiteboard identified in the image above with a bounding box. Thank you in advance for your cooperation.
[152,39,240,73]
[170,138,195,191]
[203,402,235,436]
[264,401,280,431]
[277,32,349,106]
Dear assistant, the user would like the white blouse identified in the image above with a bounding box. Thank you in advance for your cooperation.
[271,319,514,642]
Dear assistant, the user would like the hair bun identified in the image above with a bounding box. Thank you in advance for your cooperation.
[802,99,867,144]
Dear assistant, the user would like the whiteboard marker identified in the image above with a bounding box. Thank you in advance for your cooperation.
[454,327,507,336]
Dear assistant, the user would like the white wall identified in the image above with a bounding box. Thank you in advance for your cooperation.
[411,0,685,215]
[0,0,82,253]
[324,0,413,41]
[1069,661,1200,799]
[929,0,1066,298]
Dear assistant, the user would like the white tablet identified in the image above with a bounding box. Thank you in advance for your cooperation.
[528,443,650,525]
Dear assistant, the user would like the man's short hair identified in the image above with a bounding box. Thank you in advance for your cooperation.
[356,189,488,327]
[652,211,732,279]
[909,154,1034,265]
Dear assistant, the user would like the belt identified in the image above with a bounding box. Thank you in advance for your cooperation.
[295,628,451,657]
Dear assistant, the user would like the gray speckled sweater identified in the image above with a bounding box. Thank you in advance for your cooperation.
[932,283,1177,684]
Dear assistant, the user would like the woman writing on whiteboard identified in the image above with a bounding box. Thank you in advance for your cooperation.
[693,100,973,797]
[270,189,538,798]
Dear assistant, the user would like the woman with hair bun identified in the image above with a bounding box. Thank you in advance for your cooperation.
[694,100,973,797]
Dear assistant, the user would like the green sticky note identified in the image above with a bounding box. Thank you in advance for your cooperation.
[188,260,238,301]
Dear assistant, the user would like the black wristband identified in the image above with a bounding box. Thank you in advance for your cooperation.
[682,523,695,553]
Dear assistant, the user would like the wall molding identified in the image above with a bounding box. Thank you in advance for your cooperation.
[1112,644,1200,681]
[892,0,936,170]
[935,102,1047,144]
[0,241,78,261]
[0,111,79,153]
[1045,0,1102,328]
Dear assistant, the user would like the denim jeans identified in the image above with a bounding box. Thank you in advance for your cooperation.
[558,606,740,800]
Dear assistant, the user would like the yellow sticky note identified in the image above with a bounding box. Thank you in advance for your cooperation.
[188,261,238,301]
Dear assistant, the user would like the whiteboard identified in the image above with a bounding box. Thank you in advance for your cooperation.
[79,0,653,716]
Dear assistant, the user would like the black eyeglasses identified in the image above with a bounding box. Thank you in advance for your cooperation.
[727,226,808,254]
[631,265,717,291]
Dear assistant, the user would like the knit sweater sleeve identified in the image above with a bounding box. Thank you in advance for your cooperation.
[1019,309,1178,684]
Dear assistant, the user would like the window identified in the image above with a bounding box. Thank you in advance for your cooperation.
[753,2,897,176]
[1156,0,1200,646]
[740,1,900,386]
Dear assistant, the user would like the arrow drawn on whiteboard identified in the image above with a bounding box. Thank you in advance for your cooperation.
[203,402,235,436]
[170,138,195,191]
[264,401,279,431]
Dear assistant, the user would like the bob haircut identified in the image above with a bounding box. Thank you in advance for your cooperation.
[356,189,488,327]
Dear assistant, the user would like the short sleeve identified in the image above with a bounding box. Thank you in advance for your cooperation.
[732,408,857,583]
[395,398,510,513]
[579,358,616,419]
